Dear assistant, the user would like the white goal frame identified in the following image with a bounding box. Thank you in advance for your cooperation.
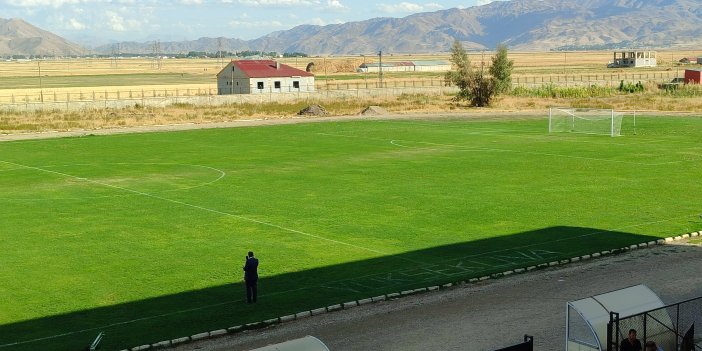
[548,107,625,137]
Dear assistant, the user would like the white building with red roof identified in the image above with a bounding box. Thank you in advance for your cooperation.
[217,60,315,95]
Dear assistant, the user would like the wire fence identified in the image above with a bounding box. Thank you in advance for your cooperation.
[0,71,684,107]
[607,296,702,351]
[512,71,680,87]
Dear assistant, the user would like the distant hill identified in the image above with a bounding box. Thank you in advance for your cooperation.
[95,0,702,55]
[0,18,85,56]
[95,37,250,57]
[6,0,702,57]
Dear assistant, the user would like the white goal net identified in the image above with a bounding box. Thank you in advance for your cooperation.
[549,108,625,137]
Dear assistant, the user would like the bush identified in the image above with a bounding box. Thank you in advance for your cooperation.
[511,84,614,98]
[618,81,645,93]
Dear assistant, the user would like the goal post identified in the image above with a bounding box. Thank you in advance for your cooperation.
[549,107,625,137]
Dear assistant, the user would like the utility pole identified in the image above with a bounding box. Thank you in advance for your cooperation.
[218,37,224,68]
[37,60,44,103]
[362,54,367,88]
[564,51,567,86]
[157,40,162,69]
[378,50,383,88]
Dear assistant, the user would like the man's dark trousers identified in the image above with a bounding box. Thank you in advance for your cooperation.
[244,256,259,303]
[246,279,257,303]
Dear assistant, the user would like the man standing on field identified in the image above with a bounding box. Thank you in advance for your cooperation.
[243,251,259,303]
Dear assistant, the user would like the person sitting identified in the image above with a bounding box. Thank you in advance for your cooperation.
[644,340,663,351]
[620,329,642,351]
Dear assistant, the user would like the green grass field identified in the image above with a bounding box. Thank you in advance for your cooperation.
[1,115,701,350]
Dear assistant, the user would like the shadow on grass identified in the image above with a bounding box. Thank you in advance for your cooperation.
[0,226,660,351]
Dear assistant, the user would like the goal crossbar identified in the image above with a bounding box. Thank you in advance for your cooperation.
[549,107,624,137]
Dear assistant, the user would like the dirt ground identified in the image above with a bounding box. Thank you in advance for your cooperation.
[169,242,701,351]
[0,110,543,143]
[2,109,699,143]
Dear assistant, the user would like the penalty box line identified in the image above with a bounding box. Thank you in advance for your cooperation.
[3,159,696,346]
[0,160,394,258]
[318,132,691,166]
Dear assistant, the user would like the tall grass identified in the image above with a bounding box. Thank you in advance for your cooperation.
[511,84,616,98]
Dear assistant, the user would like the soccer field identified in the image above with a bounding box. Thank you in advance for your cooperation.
[1,115,701,350]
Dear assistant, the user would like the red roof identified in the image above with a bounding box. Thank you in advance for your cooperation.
[232,60,313,78]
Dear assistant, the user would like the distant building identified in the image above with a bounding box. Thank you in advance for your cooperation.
[608,51,657,68]
[679,57,698,64]
[358,60,451,73]
[411,60,452,72]
[217,60,314,95]
[684,69,702,84]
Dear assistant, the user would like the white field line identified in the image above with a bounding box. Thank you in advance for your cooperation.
[0,163,227,201]
[1,156,699,347]
[3,209,697,349]
[389,139,702,166]
[0,286,310,348]
[0,160,391,258]
[372,119,672,146]
[317,132,698,166]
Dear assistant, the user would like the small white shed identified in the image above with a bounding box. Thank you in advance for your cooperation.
[566,285,674,351]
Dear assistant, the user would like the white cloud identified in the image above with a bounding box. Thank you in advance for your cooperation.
[67,17,86,29]
[103,10,144,31]
[5,0,84,7]
[234,0,346,10]
[106,11,126,31]
[325,0,344,10]
[179,0,202,4]
[228,19,284,28]
[306,17,342,26]
[236,0,316,6]
[376,2,443,14]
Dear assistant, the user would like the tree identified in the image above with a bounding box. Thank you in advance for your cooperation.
[445,39,472,101]
[467,69,496,107]
[489,44,514,94]
[445,39,496,107]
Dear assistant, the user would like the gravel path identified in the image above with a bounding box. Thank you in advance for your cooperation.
[0,110,556,143]
[172,242,701,351]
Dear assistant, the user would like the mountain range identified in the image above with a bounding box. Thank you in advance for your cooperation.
[3,0,702,56]
[0,18,85,56]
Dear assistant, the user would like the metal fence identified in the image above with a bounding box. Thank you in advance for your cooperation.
[0,71,684,106]
[0,84,455,112]
[607,296,702,351]
[512,71,680,87]
[0,81,448,105]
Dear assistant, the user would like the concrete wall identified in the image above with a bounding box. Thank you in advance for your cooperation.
[413,65,451,72]
[218,78,251,94]
[218,76,314,95]
[248,76,315,94]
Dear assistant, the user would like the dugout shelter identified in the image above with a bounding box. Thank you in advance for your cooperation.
[566,285,672,351]
[248,335,330,351]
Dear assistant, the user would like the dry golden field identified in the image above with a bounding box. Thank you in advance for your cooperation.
[1,50,697,103]
[1,50,701,134]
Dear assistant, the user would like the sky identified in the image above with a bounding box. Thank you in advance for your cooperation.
[0,0,498,47]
